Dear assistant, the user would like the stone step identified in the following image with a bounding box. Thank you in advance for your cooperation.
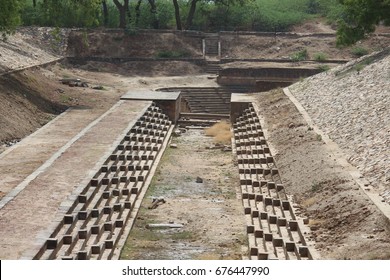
[180,113,230,120]
[31,104,174,260]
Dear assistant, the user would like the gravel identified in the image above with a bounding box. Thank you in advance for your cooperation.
[289,49,390,202]
[0,27,69,75]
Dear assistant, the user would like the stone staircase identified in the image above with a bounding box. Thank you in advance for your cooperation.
[159,87,247,115]
[205,61,222,74]
[204,33,220,57]
[33,104,173,260]
[233,104,314,260]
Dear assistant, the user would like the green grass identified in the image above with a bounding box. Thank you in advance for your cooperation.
[351,46,369,57]
[317,64,330,72]
[290,49,308,62]
[60,95,72,103]
[313,52,328,62]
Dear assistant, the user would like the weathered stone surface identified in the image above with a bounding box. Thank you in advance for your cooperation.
[289,51,390,202]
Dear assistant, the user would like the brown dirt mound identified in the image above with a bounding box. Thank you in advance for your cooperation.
[0,71,67,145]
[70,60,204,77]
[67,30,202,58]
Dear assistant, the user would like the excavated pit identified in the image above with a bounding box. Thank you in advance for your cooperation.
[24,85,319,260]
[2,28,390,260]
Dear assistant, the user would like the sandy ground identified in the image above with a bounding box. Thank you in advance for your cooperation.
[120,129,247,260]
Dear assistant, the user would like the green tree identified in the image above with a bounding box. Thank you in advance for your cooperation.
[147,0,159,28]
[174,0,248,30]
[102,0,109,26]
[39,0,101,27]
[0,0,21,38]
[337,0,390,45]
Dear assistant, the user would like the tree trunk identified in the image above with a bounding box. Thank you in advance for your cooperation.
[113,0,130,28]
[185,0,198,30]
[102,0,109,27]
[33,0,37,8]
[135,0,143,26]
[126,1,131,24]
[148,0,159,29]
[172,0,182,30]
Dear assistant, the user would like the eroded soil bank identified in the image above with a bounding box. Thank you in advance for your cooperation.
[254,89,390,259]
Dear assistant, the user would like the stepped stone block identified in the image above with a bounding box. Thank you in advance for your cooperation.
[64,215,73,224]
[63,235,72,245]
[46,238,58,250]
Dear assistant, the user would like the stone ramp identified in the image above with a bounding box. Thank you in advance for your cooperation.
[0,107,113,202]
[30,104,172,260]
[0,100,151,259]
[233,104,315,260]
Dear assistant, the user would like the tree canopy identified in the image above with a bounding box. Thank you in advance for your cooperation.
[1,0,389,45]
[0,0,21,38]
[337,0,390,45]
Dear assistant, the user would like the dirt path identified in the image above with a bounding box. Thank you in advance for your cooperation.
[120,129,247,260]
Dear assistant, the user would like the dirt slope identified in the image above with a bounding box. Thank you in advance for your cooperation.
[255,89,390,259]
[0,71,66,147]
[0,27,68,74]
[67,30,203,58]
[289,49,390,204]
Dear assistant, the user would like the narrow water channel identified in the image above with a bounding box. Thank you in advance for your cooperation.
[120,128,247,260]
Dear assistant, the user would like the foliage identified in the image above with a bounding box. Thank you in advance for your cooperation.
[336,0,390,46]
[312,0,344,23]
[13,0,388,37]
[306,0,321,14]
[317,64,330,72]
[290,49,309,61]
[313,52,328,61]
[49,26,62,51]
[155,50,190,58]
[246,0,311,32]
[350,46,368,57]
[16,0,316,31]
[0,0,21,39]
[21,0,101,27]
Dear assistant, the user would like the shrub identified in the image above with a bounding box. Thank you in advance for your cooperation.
[313,52,328,62]
[317,65,330,72]
[290,49,308,62]
[351,46,369,57]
